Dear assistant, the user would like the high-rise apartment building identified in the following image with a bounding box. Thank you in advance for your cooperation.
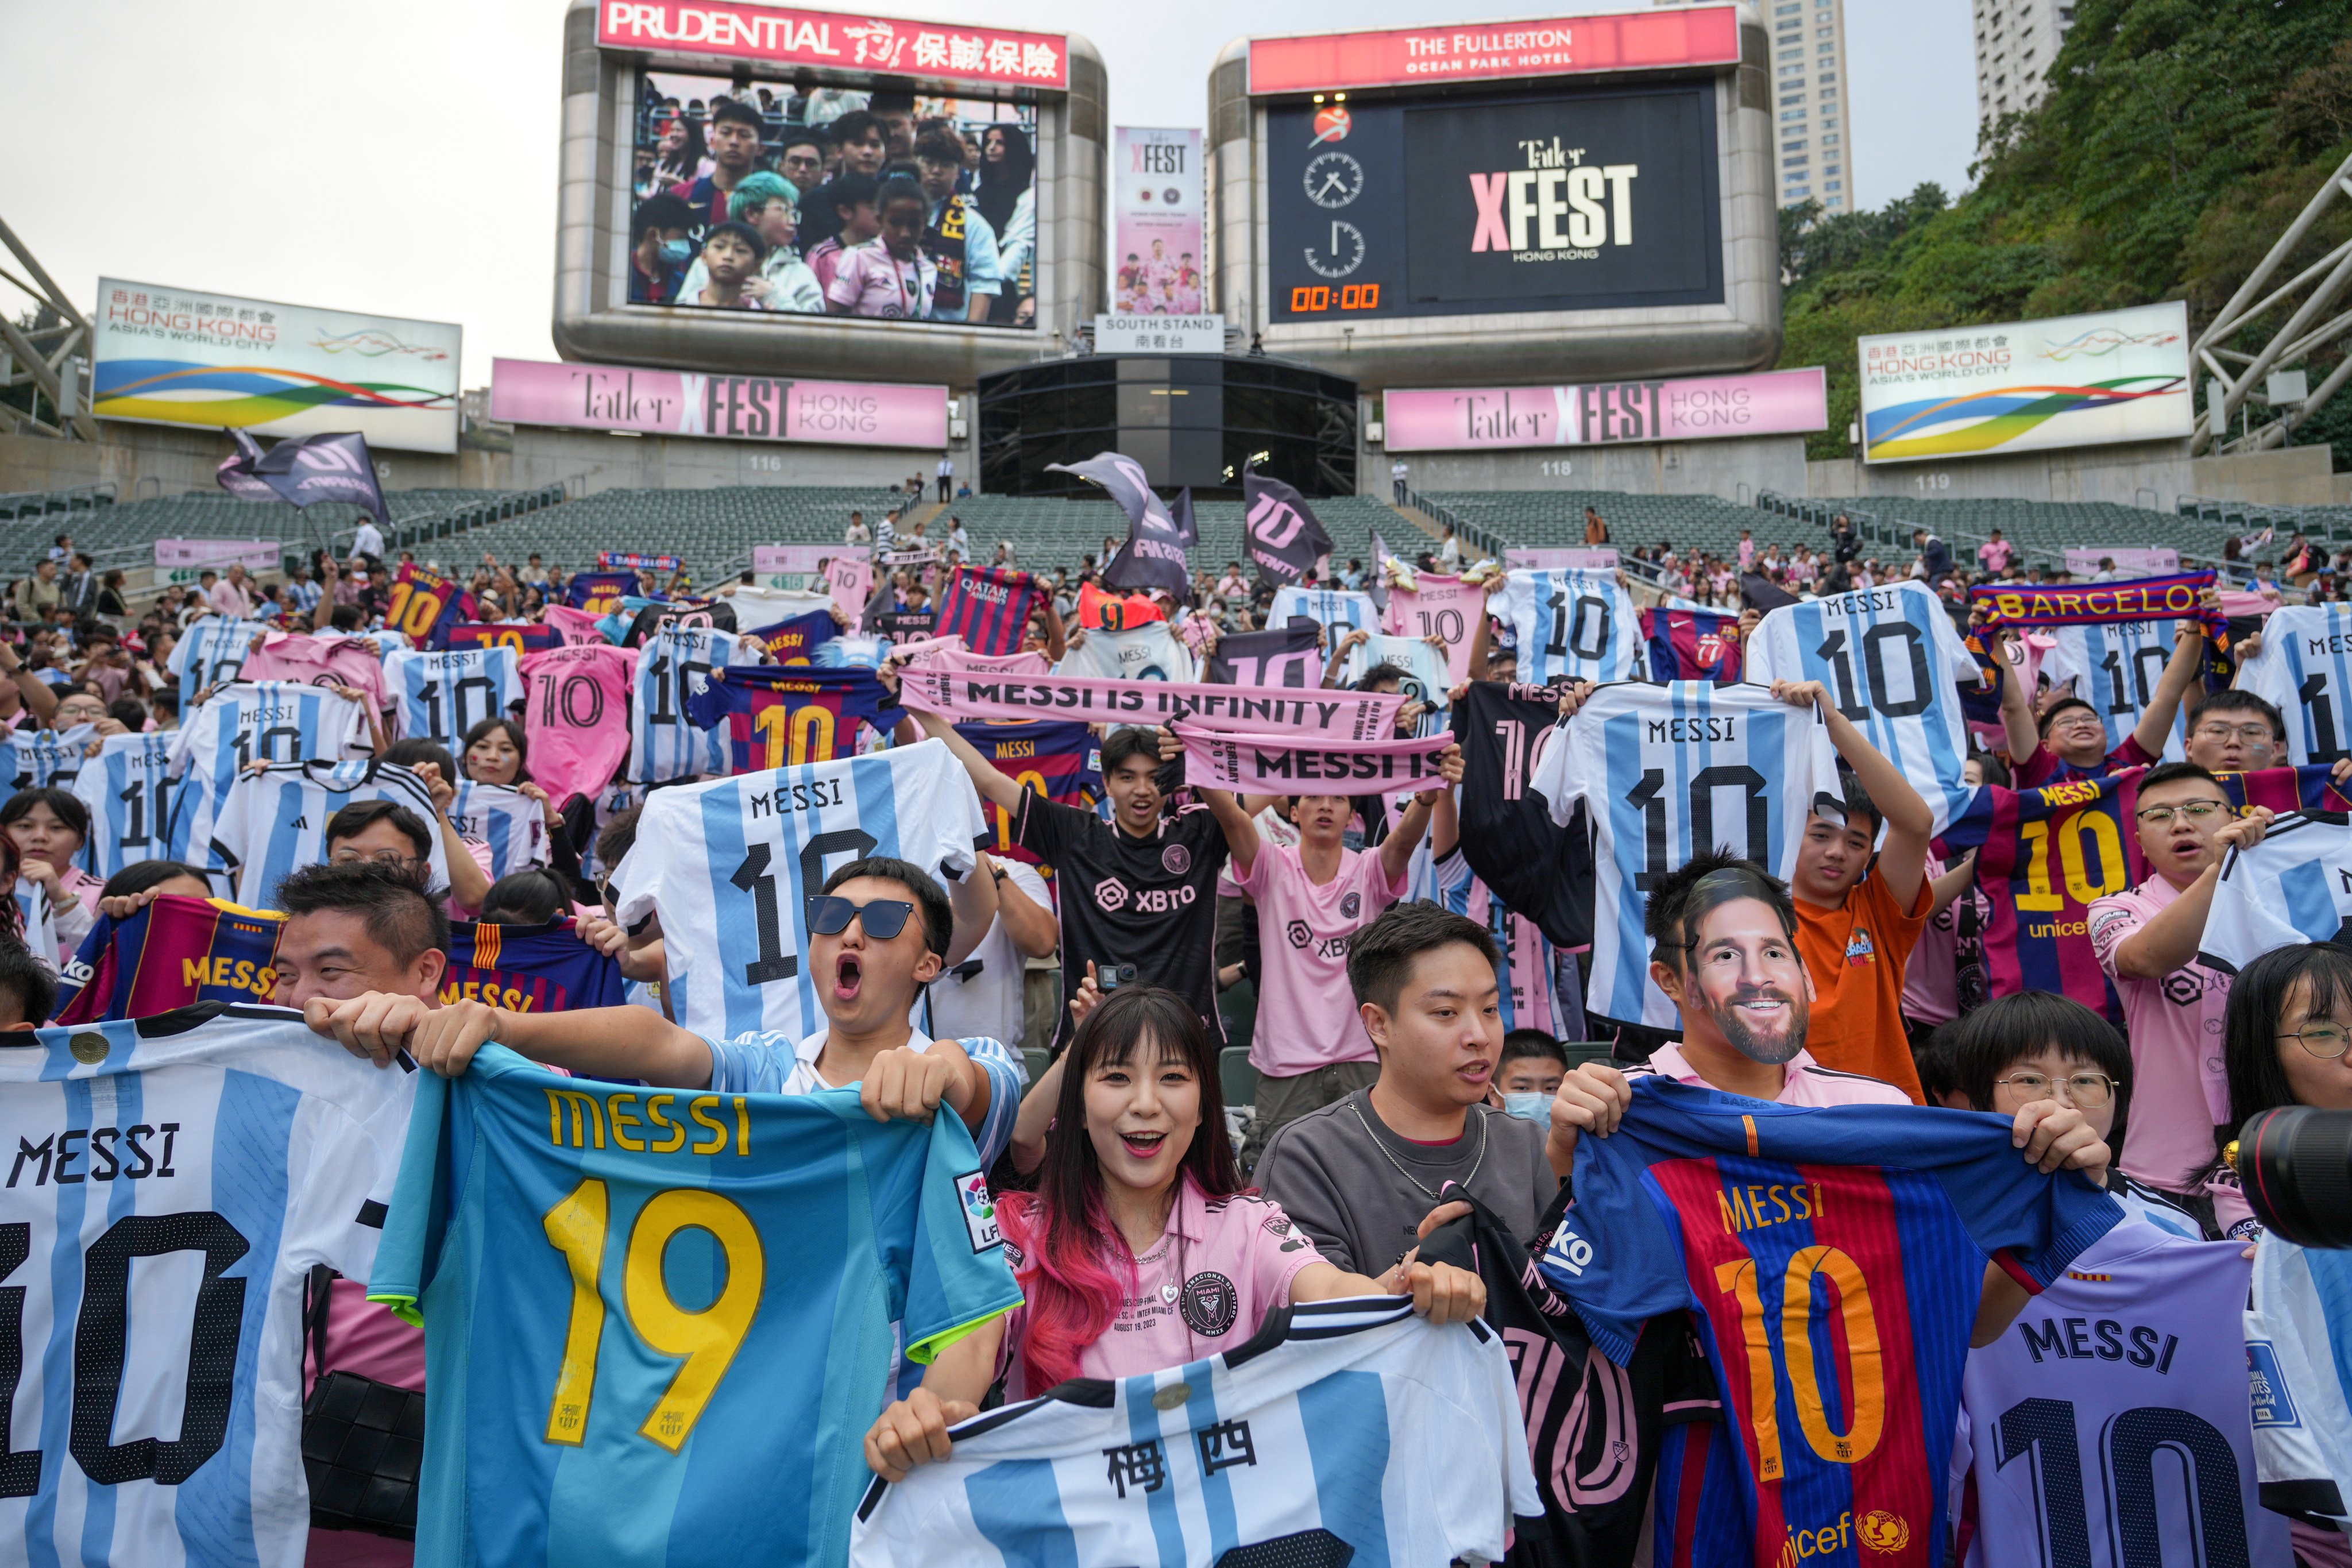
[1659,0,1852,212]
[1976,0,2075,122]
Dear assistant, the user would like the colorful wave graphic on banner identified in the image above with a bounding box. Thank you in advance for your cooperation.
[90,358,455,428]
[1863,376,2187,460]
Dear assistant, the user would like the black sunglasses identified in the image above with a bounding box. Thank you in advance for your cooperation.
[805,894,916,941]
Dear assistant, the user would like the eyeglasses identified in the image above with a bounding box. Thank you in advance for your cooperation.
[2134,800,2230,825]
[2193,723,2277,744]
[1994,1071,2118,1107]
[329,848,419,869]
[2048,713,2107,735]
[2277,1023,2352,1060]
[805,895,916,941]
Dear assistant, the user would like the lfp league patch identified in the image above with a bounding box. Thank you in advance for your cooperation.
[956,1169,1002,1252]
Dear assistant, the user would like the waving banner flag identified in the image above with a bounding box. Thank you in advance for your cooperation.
[1243,468,1333,586]
[895,663,1408,739]
[1208,622,1323,688]
[217,428,391,526]
[1175,721,1451,794]
[1053,451,1193,601]
[1367,528,1393,611]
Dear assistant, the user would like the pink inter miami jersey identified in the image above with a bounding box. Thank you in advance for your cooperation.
[519,642,639,803]
[1385,571,1485,682]
[1956,1219,2289,1568]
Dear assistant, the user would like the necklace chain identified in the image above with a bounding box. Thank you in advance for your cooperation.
[1350,1096,1487,1203]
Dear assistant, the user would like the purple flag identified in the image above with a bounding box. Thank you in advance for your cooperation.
[1051,451,1191,600]
[218,430,392,526]
[1242,469,1332,587]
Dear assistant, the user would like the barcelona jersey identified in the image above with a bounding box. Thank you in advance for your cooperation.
[447,621,564,655]
[1643,607,1744,683]
[741,609,839,665]
[956,719,1102,869]
[385,563,474,650]
[52,893,287,1022]
[933,566,1044,658]
[683,665,899,770]
[443,917,627,1013]
[1539,1079,2121,1568]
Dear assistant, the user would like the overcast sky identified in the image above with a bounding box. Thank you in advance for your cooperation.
[2,0,1977,379]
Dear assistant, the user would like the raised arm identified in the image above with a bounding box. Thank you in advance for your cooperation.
[988,856,1061,960]
[308,993,715,1086]
[2130,621,2208,762]
[903,703,1027,816]
[1995,631,2043,768]
[1379,745,1462,885]
[1775,678,1934,909]
[1202,781,1262,878]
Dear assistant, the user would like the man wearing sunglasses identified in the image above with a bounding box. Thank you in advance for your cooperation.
[308,856,1021,1168]
[2088,761,2274,1203]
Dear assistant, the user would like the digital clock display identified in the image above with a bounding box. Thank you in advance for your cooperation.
[1287,284,1384,314]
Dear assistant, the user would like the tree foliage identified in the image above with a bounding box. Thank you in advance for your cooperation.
[1776,0,2352,463]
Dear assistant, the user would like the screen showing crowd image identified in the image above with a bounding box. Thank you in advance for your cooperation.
[630,70,1040,329]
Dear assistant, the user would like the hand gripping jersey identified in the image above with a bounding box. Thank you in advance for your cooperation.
[2244,1231,2352,1534]
[956,719,1102,870]
[1450,681,1594,950]
[632,623,743,782]
[933,565,1045,657]
[1941,773,2148,1024]
[369,1045,1021,1568]
[2196,810,2352,972]
[848,1299,1542,1568]
[384,563,474,648]
[741,608,840,666]
[519,642,640,805]
[167,616,268,708]
[2235,604,2352,764]
[0,1005,415,1568]
[1418,1188,1722,1567]
[0,724,94,794]
[1267,586,1380,686]
[73,732,176,879]
[382,645,523,742]
[447,780,551,878]
[683,666,901,772]
[1531,682,1841,1030]
[441,917,626,1012]
[209,759,453,908]
[2038,620,2192,764]
[1385,570,1488,683]
[1643,605,1745,683]
[1538,1079,2123,1568]
[609,740,987,1040]
[1742,582,1981,835]
[53,893,288,1022]
[1955,1219,2288,1568]
[164,682,372,874]
[1494,567,1644,687]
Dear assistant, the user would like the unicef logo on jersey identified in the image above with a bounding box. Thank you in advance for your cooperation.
[1094,877,1130,913]
[955,1170,1002,1253]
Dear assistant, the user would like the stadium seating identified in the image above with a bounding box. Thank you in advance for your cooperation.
[445,485,903,576]
[6,486,567,577]
[1422,489,1766,561]
[0,483,115,523]
[1781,496,2249,567]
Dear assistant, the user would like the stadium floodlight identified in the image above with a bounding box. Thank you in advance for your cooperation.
[2192,148,2352,455]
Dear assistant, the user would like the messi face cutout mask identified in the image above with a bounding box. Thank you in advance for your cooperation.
[1673,868,1811,1066]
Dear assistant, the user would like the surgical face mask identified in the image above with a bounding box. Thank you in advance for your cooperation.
[657,238,692,267]
[1502,1092,1554,1128]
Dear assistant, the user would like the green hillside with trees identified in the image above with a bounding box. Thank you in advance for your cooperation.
[1776,0,2352,464]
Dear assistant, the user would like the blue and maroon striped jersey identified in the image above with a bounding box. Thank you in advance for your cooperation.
[682,665,899,770]
[741,609,839,665]
[933,566,1044,657]
[1540,1078,2121,1568]
[955,719,1102,868]
[446,621,563,655]
[442,917,625,1013]
[1642,607,1744,683]
[52,893,287,1022]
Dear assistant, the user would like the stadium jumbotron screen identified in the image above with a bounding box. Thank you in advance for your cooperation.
[629,71,1040,330]
[1266,83,1723,323]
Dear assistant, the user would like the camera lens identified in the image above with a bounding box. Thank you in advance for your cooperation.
[2231,1107,2352,1249]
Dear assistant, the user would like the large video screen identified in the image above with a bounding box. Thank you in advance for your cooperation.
[1266,83,1721,323]
[629,71,1039,330]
